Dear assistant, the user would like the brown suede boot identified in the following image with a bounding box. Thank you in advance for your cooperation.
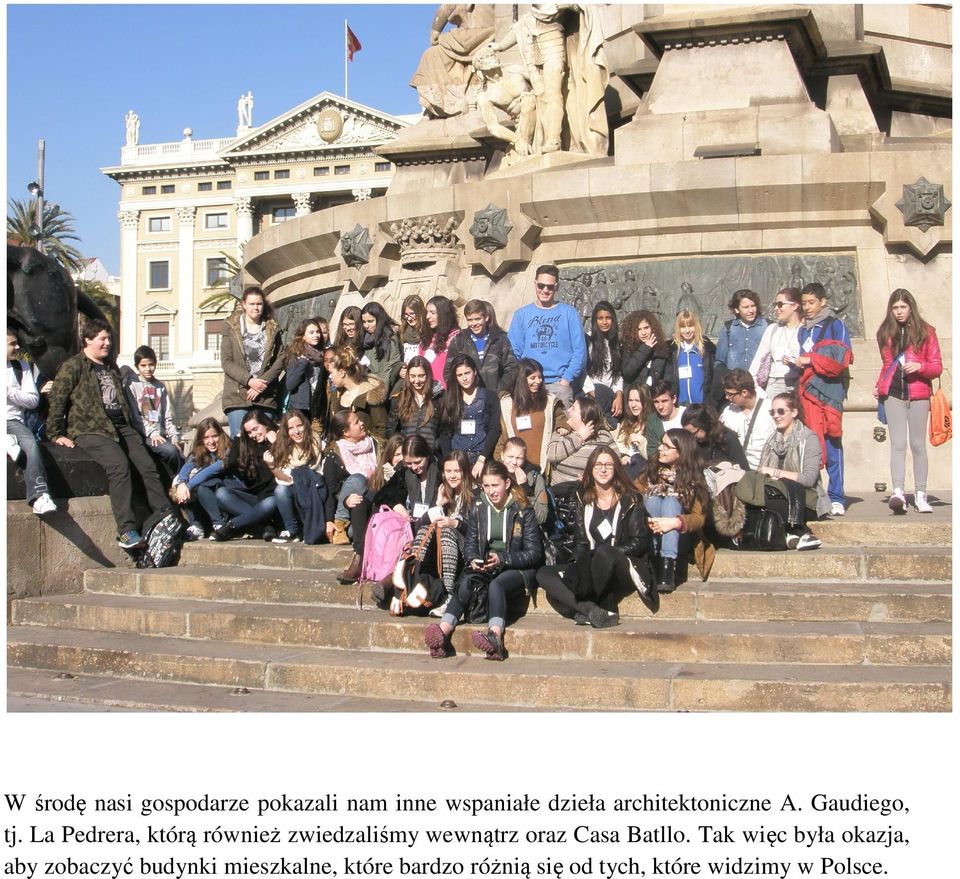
[338,552,361,584]
[331,518,350,545]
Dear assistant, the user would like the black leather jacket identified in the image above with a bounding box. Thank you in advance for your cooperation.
[463,497,543,574]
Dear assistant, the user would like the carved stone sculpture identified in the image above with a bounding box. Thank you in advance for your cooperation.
[473,46,536,159]
[469,204,512,253]
[340,224,373,268]
[410,4,496,118]
[389,215,460,266]
[896,177,951,233]
[124,110,139,146]
[237,91,254,128]
[7,245,109,380]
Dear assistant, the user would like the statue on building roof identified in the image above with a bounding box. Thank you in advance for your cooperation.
[238,91,254,128]
[124,110,140,146]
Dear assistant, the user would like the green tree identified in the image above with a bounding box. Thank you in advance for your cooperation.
[7,197,85,274]
[76,279,119,332]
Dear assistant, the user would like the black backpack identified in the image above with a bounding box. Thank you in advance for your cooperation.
[136,510,184,568]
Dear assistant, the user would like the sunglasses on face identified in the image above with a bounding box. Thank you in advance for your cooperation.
[535,283,557,292]
[770,408,790,416]
[773,301,791,308]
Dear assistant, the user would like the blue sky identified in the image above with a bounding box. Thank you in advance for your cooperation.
[6,3,436,273]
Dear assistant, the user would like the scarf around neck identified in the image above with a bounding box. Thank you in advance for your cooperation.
[337,435,377,477]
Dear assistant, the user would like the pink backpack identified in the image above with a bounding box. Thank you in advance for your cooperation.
[359,506,413,582]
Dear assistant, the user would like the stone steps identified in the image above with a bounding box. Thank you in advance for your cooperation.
[5,668,526,713]
[82,565,952,623]
[176,541,951,582]
[11,592,951,666]
[6,625,950,712]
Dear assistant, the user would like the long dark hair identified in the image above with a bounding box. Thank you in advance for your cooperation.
[335,306,363,356]
[368,434,403,494]
[637,428,708,513]
[441,354,485,429]
[876,288,930,354]
[236,409,277,482]
[270,409,319,469]
[512,358,547,417]
[402,434,433,460]
[361,301,399,361]
[286,316,323,361]
[618,382,652,439]
[680,403,726,448]
[440,450,474,514]
[586,300,621,379]
[421,295,458,352]
[191,417,230,469]
[395,356,435,426]
[581,444,634,507]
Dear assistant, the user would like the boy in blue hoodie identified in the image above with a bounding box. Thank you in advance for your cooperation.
[507,264,586,410]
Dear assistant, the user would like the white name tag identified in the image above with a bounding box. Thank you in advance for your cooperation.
[461,419,477,436]
[646,375,653,386]
[427,506,443,523]
[678,365,693,380]
[596,518,614,540]
[802,337,814,352]
[515,415,532,431]
[897,353,906,366]
[147,410,160,422]
[413,503,429,519]
[403,343,419,363]
[423,348,437,363]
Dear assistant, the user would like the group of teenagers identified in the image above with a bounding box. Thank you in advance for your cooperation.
[7,264,942,660]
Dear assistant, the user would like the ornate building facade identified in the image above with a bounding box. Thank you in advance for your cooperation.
[101,93,414,415]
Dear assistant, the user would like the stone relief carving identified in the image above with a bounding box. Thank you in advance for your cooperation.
[292,192,314,216]
[256,110,396,152]
[177,206,196,226]
[896,177,951,233]
[473,46,536,160]
[316,107,343,143]
[469,204,512,253]
[352,188,373,202]
[410,4,496,118]
[557,255,863,336]
[340,224,373,268]
[389,215,460,265]
[273,291,341,340]
[118,210,139,230]
[234,197,253,218]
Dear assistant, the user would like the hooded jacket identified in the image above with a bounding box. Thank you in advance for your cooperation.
[462,494,543,587]
[446,325,519,393]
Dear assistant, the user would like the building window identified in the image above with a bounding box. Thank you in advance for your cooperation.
[205,319,225,352]
[205,213,228,230]
[274,169,290,180]
[334,165,350,176]
[314,167,329,177]
[148,216,171,233]
[375,162,391,172]
[160,184,175,194]
[217,180,232,190]
[272,206,295,223]
[147,322,170,361]
[148,261,169,290]
[141,185,157,195]
[206,257,229,287]
[254,171,269,181]
[198,181,213,192]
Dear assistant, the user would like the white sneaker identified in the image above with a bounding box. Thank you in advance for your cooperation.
[830,502,846,517]
[429,599,450,619]
[184,523,204,541]
[914,491,933,514]
[32,493,57,516]
[888,489,907,514]
[796,532,822,551]
[7,435,22,462]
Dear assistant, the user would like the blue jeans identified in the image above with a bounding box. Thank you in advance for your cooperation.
[644,493,683,559]
[7,419,49,504]
[273,483,300,534]
[215,484,277,531]
[443,568,527,633]
[336,473,368,521]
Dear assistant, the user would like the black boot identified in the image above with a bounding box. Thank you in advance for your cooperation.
[658,558,677,593]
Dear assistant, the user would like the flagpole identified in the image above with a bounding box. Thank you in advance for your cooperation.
[344,19,348,99]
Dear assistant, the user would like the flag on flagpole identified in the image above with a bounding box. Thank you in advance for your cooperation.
[347,25,362,61]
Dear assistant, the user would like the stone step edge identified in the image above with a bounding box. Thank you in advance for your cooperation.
[7,630,951,713]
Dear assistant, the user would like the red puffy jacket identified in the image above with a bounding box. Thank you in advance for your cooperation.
[875,328,942,401]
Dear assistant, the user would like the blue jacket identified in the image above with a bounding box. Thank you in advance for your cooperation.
[715,317,769,371]
[175,456,225,490]
[284,355,327,420]
[508,302,587,384]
